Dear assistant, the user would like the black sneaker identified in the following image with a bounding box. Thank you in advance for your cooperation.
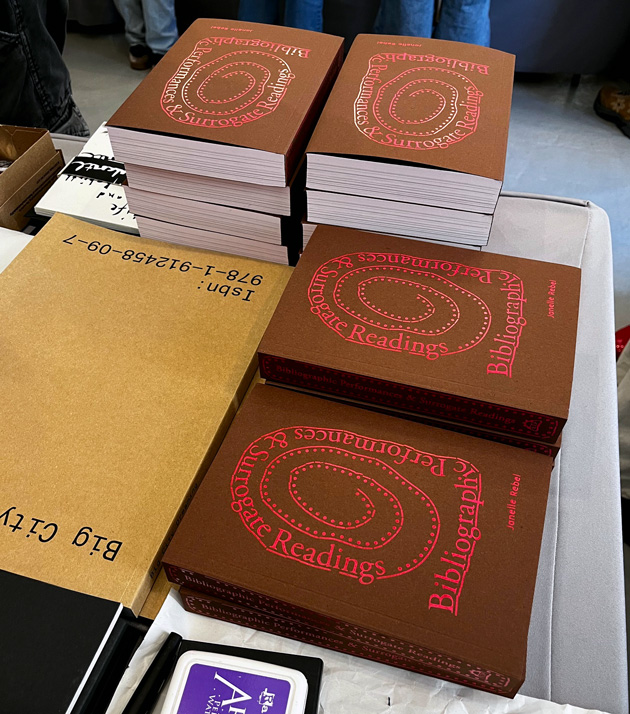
[150,51,166,68]
[129,44,151,71]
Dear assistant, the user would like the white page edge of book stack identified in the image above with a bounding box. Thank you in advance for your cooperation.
[107,126,287,188]
[307,153,502,214]
[136,215,290,265]
[307,190,491,245]
[35,123,139,235]
[301,222,318,246]
[125,163,292,216]
[301,222,482,251]
[126,186,285,245]
[105,591,613,714]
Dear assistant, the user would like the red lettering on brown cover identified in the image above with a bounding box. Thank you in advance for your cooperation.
[161,38,297,128]
[230,425,484,614]
[354,53,482,150]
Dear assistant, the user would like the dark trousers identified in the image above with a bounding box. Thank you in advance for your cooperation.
[0,0,89,135]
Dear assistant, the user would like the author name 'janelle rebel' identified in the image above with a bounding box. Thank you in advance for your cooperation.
[307,251,527,378]
[229,425,485,616]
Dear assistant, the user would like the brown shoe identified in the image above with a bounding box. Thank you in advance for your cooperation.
[129,44,150,71]
[594,85,630,138]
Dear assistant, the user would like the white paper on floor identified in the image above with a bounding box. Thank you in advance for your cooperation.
[106,590,609,714]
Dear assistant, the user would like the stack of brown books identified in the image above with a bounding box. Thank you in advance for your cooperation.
[163,382,554,697]
[160,226,581,696]
[108,19,343,264]
[258,226,581,456]
[306,35,515,248]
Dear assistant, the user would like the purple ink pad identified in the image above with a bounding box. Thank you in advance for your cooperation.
[161,651,308,714]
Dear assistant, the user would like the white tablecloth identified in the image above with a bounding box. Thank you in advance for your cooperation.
[486,193,627,713]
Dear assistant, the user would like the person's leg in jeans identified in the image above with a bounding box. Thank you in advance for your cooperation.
[434,0,490,47]
[373,0,435,38]
[112,0,151,69]
[434,0,490,46]
[141,0,178,59]
[373,0,489,44]
[284,0,324,32]
[113,0,146,47]
[0,0,89,135]
[238,0,280,24]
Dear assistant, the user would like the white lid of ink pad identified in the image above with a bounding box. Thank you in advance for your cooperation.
[161,650,309,714]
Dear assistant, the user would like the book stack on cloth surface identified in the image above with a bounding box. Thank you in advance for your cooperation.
[0,569,124,714]
[163,383,554,697]
[306,36,515,247]
[0,213,290,616]
[108,19,343,265]
[258,226,581,456]
[35,123,138,235]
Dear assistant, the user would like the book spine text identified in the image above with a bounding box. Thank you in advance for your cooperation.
[259,354,562,443]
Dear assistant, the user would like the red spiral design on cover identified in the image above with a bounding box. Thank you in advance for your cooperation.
[341,270,461,335]
[161,44,293,127]
[230,427,446,585]
[374,68,475,138]
[182,52,284,116]
[309,258,492,358]
[354,55,482,150]
[264,459,406,547]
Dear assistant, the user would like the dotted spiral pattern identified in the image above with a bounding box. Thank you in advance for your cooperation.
[231,428,444,583]
[161,47,292,126]
[312,261,491,357]
[354,56,481,150]
[262,446,437,566]
[375,72,460,137]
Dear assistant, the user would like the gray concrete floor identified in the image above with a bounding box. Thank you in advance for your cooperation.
[64,31,630,328]
[504,75,630,331]
[64,31,144,134]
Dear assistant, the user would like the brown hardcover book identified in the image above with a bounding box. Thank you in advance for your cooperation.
[164,384,553,696]
[307,35,514,182]
[108,20,343,186]
[258,226,581,444]
[0,214,291,614]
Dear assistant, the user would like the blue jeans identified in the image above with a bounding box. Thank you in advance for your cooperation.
[113,0,178,54]
[238,0,324,32]
[375,0,491,45]
[0,0,89,135]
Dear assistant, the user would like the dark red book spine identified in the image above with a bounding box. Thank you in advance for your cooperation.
[268,381,560,457]
[258,354,562,444]
[165,564,520,696]
[430,421,559,456]
[181,588,520,697]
